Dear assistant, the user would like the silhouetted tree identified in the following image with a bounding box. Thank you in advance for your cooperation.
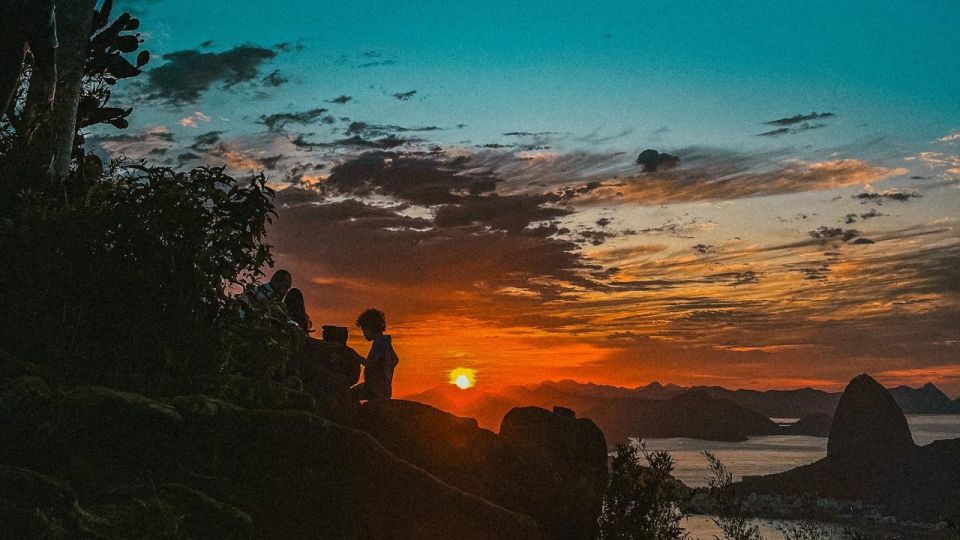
[599,441,689,540]
[0,2,282,396]
[1,0,147,190]
[703,450,764,540]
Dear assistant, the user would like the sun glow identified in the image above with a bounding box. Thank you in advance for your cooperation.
[449,368,476,390]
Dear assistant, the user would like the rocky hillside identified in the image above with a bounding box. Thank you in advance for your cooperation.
[358,401,607,540]
[740,374,960,524]
[0,347,607,539]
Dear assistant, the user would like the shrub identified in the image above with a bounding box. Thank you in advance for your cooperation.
[703,450,764,540]
[599,441,689,540]
[0,163,277,394]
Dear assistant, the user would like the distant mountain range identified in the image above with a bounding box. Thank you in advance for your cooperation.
[406,379,958,445]
[630,380,960,417]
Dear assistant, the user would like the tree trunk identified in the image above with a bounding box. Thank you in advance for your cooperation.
[24,0,97,188]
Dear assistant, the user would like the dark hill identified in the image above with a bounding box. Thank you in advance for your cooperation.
[635,380,960,416]
[828,374,915,460]
[888,382,960,414]
[740,374,960,524]
[779,412,833,437]
[411,384,779,444]
[581,390,778,443]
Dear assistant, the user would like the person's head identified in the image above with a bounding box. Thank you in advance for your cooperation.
[356,308,386,341]
[269,269,292,298]
[284,287,305,312]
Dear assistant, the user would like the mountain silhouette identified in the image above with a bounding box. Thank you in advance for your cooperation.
[740,374,960,524]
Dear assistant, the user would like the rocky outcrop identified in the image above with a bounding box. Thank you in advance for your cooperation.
[740,373,960,524]
[0,370,538,539]
[358,400,607,540]
[499,406,609,540]
[827,374,915,461]
[293,339,364,423]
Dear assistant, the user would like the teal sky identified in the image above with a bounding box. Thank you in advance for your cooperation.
[100,0,960,395]
[119,0,960,155]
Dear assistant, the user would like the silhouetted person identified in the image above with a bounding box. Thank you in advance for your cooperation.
[0,0,58,121]
[350,309,399,402]
[259,269,292,301]
[240,269,292,320]
[284,287,313,334]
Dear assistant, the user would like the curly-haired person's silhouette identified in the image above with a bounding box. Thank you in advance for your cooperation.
[350,309,399,402]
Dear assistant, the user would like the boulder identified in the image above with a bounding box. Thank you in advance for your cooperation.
[357,400,516,506]
[298,339,362,388]
[296,339,363,423]
[0,463,255,539]
[56,385,183,493]
[827,374,915,462]
[0,376,55,467]
[0,465,89,539]
[359,400,607,540]
[500,406,609,540]
[89,483,254,539]
[0,349,56,382]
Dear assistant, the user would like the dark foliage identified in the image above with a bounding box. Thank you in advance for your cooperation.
[0,1,148,175]
[599,442,689,539]
[704,450,764,540]
[0,3,290,396]
[0,164,277,393]
[76,0,151,137]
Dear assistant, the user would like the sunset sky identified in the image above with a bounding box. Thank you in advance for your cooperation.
[98,0,960,396]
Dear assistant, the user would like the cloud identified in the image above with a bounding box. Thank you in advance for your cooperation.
[259,108,329,132]
[189,130,225,150]
[346,122,441,137]
[574,157,907,206]
[808,226,860,242]
[142,44,282,104]
[939,131,960,143]
[433,194,570,234]
[764,112,835,126]
[261,69,287,87]
[853,188,920,203]
[324,152,501,205]
[294,134,422,151]
[87,126,176,157]
[178,111,211,128]
[757,123,826,137]
[270,195,597,308]
[635,149,680,172]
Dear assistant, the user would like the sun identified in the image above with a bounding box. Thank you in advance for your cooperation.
[449,367,476,390]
